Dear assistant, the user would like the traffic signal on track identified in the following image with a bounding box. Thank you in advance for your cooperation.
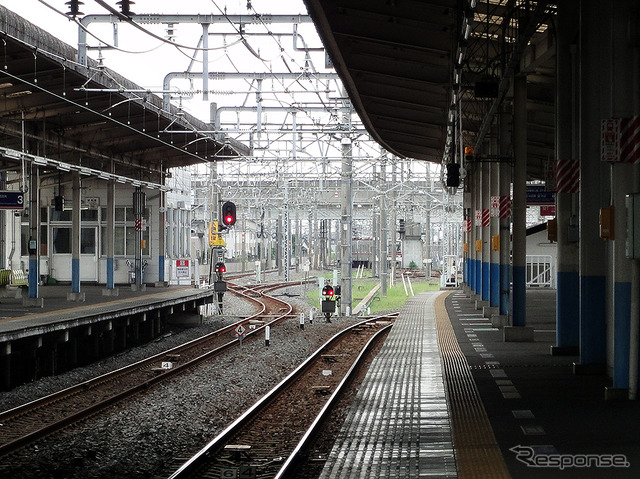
[322,284,334,297]
[221,201,237,227]
[446,163,461,188]
[214,262,226,273]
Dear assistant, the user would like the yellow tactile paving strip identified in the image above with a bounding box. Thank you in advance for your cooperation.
[435,292,511,479]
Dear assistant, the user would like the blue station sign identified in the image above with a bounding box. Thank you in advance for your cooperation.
[0,190,25,209]
[526,185,555,205]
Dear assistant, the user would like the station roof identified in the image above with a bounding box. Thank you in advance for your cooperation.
[0,6,247,186]
[303,0,555,180]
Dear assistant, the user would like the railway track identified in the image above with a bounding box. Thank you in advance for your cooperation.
[167,312,397,479]
[0,279,305,458]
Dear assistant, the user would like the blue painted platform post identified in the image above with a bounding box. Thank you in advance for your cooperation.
[158,184,166,283]
[480,162,490,302]
[556,272,579,348]
[614,282,632,388]
[71,171,81,293]
[511,75,527,328]
[106,173,115,290]
[552,0,580,354]
[489,162,500,308]
[577,0,608,368]
[498,107,512,318]
[28,167,39,299]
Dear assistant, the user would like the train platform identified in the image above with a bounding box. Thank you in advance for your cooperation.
[0,283,216,390]
[0,284,210,337]
[319,288,640,478]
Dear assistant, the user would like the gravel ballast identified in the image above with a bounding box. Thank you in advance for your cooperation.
[0,281,370,479]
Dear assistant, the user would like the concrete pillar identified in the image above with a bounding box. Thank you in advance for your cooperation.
[380,160,388,296]
[609,0,639,390]
[499,108,512,317]
[158,169,166,283]
[481,157,491,302]
[340,136,353,314]
[468,163,477,293]
[577,0,609,367]
[511,74,528,327]
[28,164,40,298]
[71,171,81,293]
[490,154,500,309]
[474,161,482,294]
[390,160,397,286]
[553,0,580,354]
[106,168,115,289]
[277,214,283,275]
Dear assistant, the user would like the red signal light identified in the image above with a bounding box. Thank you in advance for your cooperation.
[322,285,334,296]
[221,201,236,227]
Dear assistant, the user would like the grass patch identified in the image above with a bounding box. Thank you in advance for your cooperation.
[307,274,440,312]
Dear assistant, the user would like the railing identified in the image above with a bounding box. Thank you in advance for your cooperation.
[526,255,554,288]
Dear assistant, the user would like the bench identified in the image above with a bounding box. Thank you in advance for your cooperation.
[0,270,28,287]
[10,270,28,287]
[0,270,10,286]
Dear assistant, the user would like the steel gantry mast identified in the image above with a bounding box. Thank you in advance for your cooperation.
[73,4,463,296]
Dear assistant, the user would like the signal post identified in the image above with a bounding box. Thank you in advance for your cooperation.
[208,201,236,314]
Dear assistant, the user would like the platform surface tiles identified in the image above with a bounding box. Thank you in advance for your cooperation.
[319,291,458,478]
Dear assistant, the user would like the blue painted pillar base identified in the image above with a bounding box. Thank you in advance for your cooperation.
[556,271,579,348]
[464,258,468,286]
[482,262,490,301]
[512,265,526,327]
[72,258,80,293]
[475,259,482,295]
[159,255,165,282]
[613,282,632,389]
[579,275,607,365]
[500,263,510,316]
[106,257,114,289]
[490,262,500,307]
[469,259,476,292]
[28,257,39,298]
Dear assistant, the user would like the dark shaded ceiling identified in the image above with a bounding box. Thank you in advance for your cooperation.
[304,0,556,180]
[0,6,247,185]
[304,0,457,163]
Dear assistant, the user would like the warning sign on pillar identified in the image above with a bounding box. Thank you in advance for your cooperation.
[556,159,579,193]
[601,118,620,162]
[620,116,640,164]
[475,209,482,226]
[499,196,511,219]
[481,209,490,227]
[490,196,500,217]
[176,259,189,278]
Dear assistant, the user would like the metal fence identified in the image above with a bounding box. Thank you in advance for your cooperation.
[526,255,554,288]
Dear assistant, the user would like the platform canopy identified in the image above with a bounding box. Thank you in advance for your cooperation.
[303,0,555,180]
[0,6,248,185]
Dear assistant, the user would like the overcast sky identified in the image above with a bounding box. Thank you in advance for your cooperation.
[1,1,325,123]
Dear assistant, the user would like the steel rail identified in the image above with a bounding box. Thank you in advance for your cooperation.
[0,280,299,457]
[168,313,397,479]
[274,313,398,478]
